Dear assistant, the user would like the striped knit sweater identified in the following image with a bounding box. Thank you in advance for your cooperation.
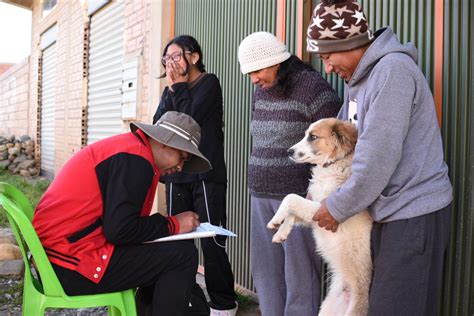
[248,69,342,198]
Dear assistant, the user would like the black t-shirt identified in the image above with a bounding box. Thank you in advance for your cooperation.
[153,73,227,184]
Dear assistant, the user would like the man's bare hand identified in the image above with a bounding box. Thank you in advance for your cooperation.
[312,199,339,233]
[175,211,200,233]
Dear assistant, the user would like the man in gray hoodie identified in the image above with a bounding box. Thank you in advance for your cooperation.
[306,0,452,315]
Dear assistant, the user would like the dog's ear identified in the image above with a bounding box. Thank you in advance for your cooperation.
[331,121,358,154]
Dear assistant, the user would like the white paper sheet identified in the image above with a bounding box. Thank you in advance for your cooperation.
[148,222,237,243]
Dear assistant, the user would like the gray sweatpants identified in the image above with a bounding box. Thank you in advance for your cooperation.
[369,204,451,315]
[250,195,322,316]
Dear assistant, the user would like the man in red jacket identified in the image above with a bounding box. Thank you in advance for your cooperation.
[33,111,212,316]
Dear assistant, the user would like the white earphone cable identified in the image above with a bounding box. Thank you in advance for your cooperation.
[202,181,226,248]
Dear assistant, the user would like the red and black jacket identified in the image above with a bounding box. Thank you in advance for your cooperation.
[32,130,179,283]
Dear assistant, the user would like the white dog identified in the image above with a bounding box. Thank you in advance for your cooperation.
[267,118,373,316]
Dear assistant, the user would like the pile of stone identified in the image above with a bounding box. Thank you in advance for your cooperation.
[0,135,38,178]
[0,228,23,279]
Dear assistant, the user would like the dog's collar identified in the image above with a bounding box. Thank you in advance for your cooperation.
[322,151,353,168]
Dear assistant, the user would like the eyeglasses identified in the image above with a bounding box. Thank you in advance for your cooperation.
[162,51,192,65]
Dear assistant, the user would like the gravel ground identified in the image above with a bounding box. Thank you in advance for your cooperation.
[0,277,107,316]
[0,275,260,316]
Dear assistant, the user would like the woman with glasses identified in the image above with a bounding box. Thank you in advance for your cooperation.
[152,35,238,316]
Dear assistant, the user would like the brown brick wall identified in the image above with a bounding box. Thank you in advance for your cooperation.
[0,58,31,137]
[28,0,159,174]
[30,0,87,173]
[0,0,173,176]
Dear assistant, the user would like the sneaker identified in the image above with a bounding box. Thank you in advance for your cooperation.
[210,302,238,316]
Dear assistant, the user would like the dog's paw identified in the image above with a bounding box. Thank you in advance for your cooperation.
[267,220,279,230]
[271,218,294,243]
[267,213,286,229]
[272,231,288,243]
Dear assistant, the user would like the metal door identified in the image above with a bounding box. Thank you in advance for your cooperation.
[87,0,125,144]
[40,43,56,177]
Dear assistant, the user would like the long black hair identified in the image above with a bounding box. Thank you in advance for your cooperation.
[160,35,206,79]
[276,55,315,96]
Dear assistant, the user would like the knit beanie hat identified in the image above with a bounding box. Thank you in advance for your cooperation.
[306,0,374,54]
[238,32,291,74]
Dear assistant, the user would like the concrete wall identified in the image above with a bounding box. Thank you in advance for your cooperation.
[0,58,31,137]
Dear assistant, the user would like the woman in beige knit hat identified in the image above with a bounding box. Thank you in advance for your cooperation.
[238,31,342,316]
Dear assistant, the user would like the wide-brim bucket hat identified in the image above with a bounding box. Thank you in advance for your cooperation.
[130,111,211,174]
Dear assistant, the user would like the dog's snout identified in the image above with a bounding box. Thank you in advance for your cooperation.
[287,148,294,157]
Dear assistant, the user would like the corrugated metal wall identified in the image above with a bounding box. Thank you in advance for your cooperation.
[285,0,298,54]
[441,1,473,314]
[175,1,474,308]
[175,0,277,291]
[310,0,436,99]
[306,0,474,314]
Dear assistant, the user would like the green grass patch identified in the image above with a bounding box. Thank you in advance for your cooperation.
[0,169,50,227]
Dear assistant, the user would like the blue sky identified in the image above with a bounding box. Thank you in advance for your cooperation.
[0,3,32,64]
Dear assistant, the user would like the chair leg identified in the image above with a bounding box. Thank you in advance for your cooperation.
[22,282,45,316]
[125,302,138,316]
[23,300,44,316]
[109,305,121,316]
[124,290,137,316]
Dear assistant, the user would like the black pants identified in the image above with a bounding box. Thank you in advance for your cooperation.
[53,241,198,316]
[368,204,452,316]
[166,181,237,310]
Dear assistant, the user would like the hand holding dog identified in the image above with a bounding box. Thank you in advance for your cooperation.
[175,211,200,233]
[313,199,339,232]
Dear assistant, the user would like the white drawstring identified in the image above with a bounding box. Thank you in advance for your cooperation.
[168,181,226,248]
[202,181,226,248]
[168,183,173,216]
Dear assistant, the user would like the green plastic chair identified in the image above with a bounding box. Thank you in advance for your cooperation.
[0,182,137,316]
